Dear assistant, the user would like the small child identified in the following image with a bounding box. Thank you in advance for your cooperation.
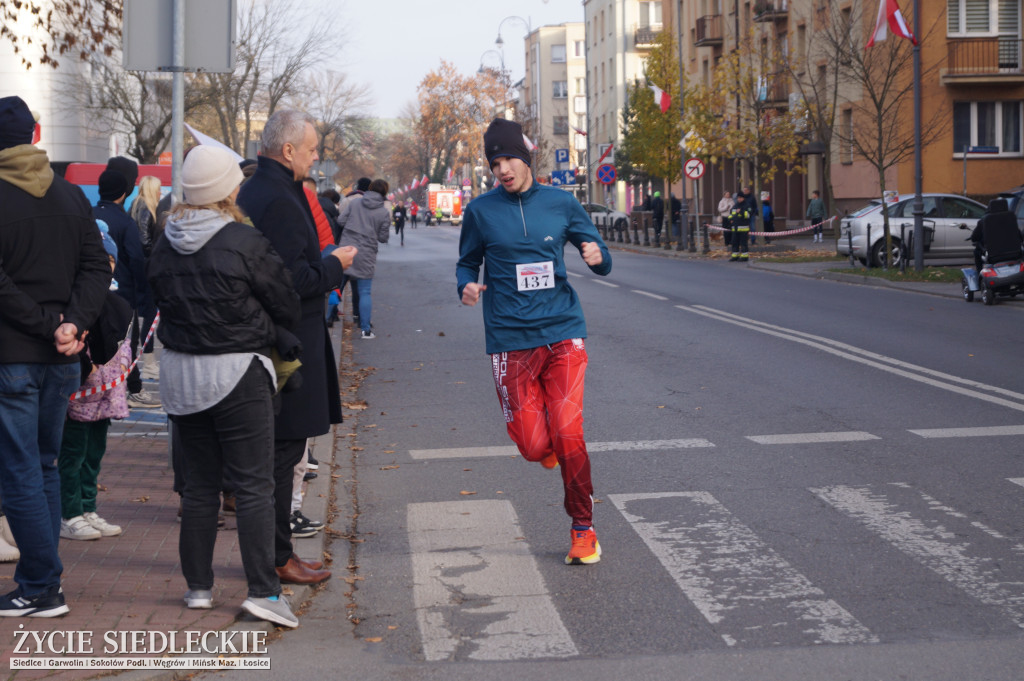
[57,220,133,541]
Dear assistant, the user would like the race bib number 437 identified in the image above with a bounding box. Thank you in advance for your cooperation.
[516,261,555,291]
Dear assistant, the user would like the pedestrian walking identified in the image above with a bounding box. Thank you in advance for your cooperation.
[338,178,391,338]
[651,191,665,243]
[807,190,826,243]
[457,118,613,566]
[148,145,304,627]
[236,109,355,586]
[0,95,111,617]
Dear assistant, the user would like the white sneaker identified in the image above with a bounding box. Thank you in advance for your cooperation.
[60,516,101,541]
[184,589,213,609]
[360,329,375,339]
[83,512,122,537]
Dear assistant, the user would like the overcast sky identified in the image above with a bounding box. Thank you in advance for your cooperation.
[325,0,585,119]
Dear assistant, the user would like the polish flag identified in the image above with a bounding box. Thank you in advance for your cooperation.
[572,126,588,136]
[421,174,429,185]
[410,178,419,190]
[649,84,671,113]
[866,0,917,47]
[523,134,537,151]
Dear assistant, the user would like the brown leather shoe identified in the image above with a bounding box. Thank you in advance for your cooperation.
[292,553,324,570]
[276,556,331,584]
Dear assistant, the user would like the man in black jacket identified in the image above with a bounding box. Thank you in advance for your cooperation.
[236,109,355,586]
[0,96,111,617]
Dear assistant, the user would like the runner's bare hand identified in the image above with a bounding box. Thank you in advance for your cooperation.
[580,242,603,266]
[462,282,486,306]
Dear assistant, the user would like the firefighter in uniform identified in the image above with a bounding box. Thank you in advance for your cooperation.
[728,200,751,262]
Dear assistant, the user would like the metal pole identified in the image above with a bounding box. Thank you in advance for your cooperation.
[911,0,924,271]
[677,0,689,251]
[171,0,185,203]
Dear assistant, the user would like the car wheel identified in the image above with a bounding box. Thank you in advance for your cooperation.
[982,284,996,305]
[870,238,904,268]
[962,277,974,302]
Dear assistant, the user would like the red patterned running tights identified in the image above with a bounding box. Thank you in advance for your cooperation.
[490,338,593,526]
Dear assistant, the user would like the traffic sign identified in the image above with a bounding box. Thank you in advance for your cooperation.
[554,148,570,164]
[597,164,616,185]
[684,158,705,180]
[550,169,576,186]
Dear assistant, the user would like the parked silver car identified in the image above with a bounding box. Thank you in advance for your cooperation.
[837,193,986,267]
[581,203,629,233]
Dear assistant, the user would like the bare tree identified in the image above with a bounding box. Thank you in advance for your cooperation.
[1,0,120,69]
[833,7,946,268]
[194,0,336,155]
[290,70,373,164]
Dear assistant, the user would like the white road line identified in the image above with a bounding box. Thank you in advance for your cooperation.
[910,425,1024,438]
[408,500,577,661]
[409,438,714,460]
[1009,478,1024,489]
[747,431,880,445]
[677,304,1024,413]
[812,483,1024,629]
[632,289,669,300]
[566,271,583,278]
[593,279,620,288]
[610,492,877,647]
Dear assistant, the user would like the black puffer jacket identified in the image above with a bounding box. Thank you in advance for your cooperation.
[148,211,299,354]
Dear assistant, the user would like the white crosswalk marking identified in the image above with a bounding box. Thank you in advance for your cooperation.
[609,492,877,647]
[747,431,879,445]
[910,425,1024,439]
[407,500,577,661]
[409,438,714,460]
[812,483,1024,629]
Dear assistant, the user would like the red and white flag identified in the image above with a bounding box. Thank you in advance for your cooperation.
[523,134,537,151]
[420,174,429,185]
[866,0,917,47]
[410,178,419,190]
[649,84,671,114]
[572,126,587,137]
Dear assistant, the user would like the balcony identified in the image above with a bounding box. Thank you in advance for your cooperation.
[635,22,662,48]
[695,15,723,46]
[943,37,1024,85]
[758,76,790,107]
[753,0,788,23]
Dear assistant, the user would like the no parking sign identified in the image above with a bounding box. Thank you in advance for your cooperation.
[597,164,616,185]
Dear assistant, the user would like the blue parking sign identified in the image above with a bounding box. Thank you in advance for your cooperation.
[555,148,569,164]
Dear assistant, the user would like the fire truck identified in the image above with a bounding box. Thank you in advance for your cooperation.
[427,184,462,225]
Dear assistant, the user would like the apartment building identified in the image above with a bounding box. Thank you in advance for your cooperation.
[583,0,664,210]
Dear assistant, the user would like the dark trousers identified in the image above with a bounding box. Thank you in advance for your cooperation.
[722,218,732,247]
[273,438,306,566]
[58,418,109,518]
[173,360,280,598]
[127,314,142,394]
[341,277,361,320]
[731,229,750,259]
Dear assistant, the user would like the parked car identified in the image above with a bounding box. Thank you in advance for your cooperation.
[997,185,1024,230]
[581,203,629,233]
[837,193,987,267]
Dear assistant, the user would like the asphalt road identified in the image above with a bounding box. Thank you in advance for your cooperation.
[205,225,1024,681]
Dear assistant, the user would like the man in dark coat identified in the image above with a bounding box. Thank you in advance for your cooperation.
[236,109,356,586]
[0,96,111,616]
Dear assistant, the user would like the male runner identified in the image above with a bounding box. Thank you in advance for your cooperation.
[456,118,612,565]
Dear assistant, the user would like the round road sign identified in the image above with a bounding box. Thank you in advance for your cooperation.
[597,164,616,185]
[684,158,705,180]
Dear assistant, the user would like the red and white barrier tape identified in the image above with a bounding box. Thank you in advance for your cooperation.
[69,312,160,402]
[705,215,837,237]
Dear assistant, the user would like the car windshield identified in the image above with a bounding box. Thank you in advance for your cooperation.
[849,202,882,218]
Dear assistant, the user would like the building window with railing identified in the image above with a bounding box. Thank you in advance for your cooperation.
[947,0,1022,72]
[953,100,1023,156]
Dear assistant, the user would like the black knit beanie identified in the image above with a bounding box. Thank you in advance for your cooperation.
[98,169,129,202]
[483,118,531,167]
[106,156,139,190]
[0,96,36,151]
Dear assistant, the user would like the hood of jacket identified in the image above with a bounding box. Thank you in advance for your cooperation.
[361,190,385,210]
[164,208,231,254]
[0,144,54,198]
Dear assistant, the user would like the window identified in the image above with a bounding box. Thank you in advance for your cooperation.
[574,40,585,58]
[553,81,569,98]
[639,1,662,27]
[840,108,853,164]
[948,0,1020,36]
[942,196,986,219]
[953,100,1023,156]
[553,117,569,135]
[551,45,566,63]
[575,77,586,95]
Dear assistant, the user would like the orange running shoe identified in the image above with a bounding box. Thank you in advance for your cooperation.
[564,527,601,565]
[540,451,559,469]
